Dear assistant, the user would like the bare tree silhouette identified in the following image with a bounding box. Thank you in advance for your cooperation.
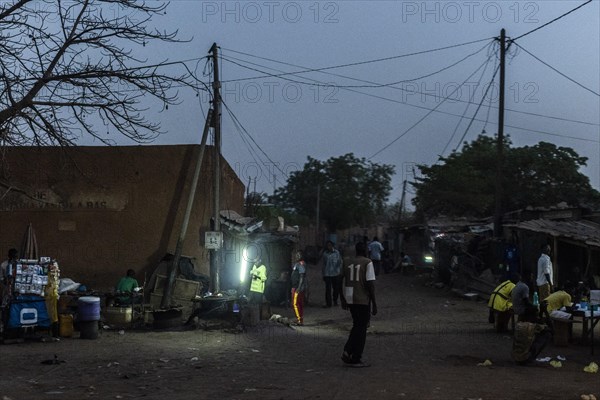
[0,0,200,147]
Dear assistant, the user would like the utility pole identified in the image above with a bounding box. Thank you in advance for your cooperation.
[398,179,407,224]
[161,110,213,308]
[315,183,320,246]
[210,42,222,293]
[494,29,507,238]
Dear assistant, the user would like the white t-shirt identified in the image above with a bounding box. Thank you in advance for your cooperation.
[368,241,384,261]
[536,253,553,286]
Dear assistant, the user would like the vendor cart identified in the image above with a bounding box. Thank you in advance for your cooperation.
[1,258,55,340]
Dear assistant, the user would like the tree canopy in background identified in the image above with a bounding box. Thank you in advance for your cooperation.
[412,135,600,218]
[271,153,395,231]
[0,0,195,146]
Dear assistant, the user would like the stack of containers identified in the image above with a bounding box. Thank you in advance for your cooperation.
[77,296,101,339]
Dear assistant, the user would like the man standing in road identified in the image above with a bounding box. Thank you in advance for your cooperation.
[249,257,268,304]
[537,244,553,301]
[340,241,377,368]
[321,240,342,308]
[290,250,306,326]
[368,236,384,275]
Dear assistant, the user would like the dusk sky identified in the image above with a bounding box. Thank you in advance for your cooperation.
[84,1,600,205]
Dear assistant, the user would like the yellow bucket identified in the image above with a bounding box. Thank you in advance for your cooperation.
[59,314,74,338]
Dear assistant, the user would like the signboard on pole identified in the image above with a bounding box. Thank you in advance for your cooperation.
[205,231,222,249]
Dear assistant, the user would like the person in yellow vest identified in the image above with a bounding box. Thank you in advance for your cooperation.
[249,257,267,304]
[542,290,573,313]
[45,261,60,338]
[488,276,517,332]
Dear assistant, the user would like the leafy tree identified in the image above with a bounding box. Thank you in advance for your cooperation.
[0,0,195,146]
[271,153,395,231]
[412,135,600,218]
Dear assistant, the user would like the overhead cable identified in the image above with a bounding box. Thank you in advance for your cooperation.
[369,53,496,160]
[221,48,598,127]
[221,42,490,89]
[513,42,599,97]
[220,38,493,81]
[222,100,288,184]
[452,65,501,152]
[440,58,497,157]
[511,0,593,41]
[219,48,597,144]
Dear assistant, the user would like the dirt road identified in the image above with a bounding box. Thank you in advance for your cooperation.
[1,266,599,400]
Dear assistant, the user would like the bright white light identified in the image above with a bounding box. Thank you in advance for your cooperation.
[240,248,248,282]
[424,255,434,264]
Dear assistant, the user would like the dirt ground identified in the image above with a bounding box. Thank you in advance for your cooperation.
[1,265,599,400]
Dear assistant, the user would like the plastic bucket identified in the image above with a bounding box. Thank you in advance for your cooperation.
[79,320,99,339]
[59,314,74,338]
[78,296,101,321]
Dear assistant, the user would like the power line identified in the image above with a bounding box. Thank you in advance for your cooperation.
[220,48,598,127]
[512,0,593,41]
[223,103,278,187]
[440,57,497,157]
[219,48,598,145]
[513,42,600,97]
[369,53,496,159]
[453,64,501,153]
[221,44,489,89]
[220,38,493,82]
[221,99,288,186]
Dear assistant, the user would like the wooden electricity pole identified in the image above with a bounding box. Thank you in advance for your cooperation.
[161,111,213,309]
[210,42,222,293]
[493,29,507,238]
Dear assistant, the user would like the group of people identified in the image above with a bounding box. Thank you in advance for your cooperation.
[488,243,583,364]
[244,239,378,368]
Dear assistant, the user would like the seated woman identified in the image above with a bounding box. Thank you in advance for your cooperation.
[512,307,552,365]
[115,269,142,305]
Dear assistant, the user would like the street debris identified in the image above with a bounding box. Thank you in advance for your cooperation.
[583,362,598,373]
[549,360,562,368]
[477,359,492,366]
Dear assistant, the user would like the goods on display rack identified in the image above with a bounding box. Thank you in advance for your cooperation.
[3,257,56,331]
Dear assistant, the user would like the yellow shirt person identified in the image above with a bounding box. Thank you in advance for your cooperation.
[249,260,267,304]
[488,280,515,312]
[543,290,572,312]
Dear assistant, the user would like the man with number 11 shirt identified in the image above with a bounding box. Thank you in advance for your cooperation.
[339,241,377,368]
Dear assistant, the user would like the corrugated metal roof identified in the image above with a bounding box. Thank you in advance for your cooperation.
[505,219,600,248]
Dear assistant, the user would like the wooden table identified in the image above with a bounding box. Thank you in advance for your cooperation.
[571,309,600,354]
[572,310,600,342]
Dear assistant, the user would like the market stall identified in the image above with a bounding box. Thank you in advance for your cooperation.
[1,257,57,340]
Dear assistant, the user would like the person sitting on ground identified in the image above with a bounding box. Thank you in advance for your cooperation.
[398,252,413,274]
[115,269,141,305]
[511,306,552,365]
